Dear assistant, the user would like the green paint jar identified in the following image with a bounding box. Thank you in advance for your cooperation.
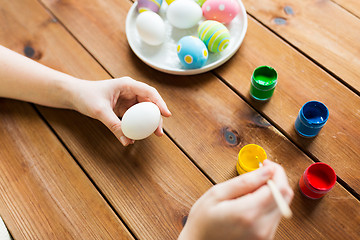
[250,66,278,101]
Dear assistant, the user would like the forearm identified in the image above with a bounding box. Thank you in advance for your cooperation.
[0,45,77,109]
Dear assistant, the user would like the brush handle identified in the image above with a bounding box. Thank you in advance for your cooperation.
[266,179,293,219]
[259,162,292,219]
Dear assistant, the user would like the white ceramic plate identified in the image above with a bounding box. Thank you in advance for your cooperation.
[0,216,11,240]
[125,0,247,75]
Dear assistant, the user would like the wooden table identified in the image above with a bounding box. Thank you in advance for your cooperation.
[1,0,359,239]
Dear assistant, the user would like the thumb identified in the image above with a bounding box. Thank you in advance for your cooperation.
[98,108,133,146]
[212,166,274,201]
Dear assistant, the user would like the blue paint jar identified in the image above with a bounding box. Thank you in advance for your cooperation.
[295,101,329,137]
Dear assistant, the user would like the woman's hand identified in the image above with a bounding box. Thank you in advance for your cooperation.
[0,46,170,146]
[69,77,171,146]
[178,160,293,240]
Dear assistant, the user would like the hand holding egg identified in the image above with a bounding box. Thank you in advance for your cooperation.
[76,77,171,146]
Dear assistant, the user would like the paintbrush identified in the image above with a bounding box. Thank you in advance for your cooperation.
[259,162,293,219]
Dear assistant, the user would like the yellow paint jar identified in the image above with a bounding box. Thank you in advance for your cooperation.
[236,144,267,175]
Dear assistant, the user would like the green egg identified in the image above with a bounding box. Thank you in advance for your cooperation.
[198,20,231,53]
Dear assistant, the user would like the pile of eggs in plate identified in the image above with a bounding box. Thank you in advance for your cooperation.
[135,0,241,69]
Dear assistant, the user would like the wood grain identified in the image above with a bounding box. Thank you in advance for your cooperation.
[0,0,213,239]
[0,100,133,239]
[242,0,360,93]
[34,0,360,238]
[332,0,360,18]
[216,17,360,195]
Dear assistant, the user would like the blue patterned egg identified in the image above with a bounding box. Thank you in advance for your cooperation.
[177,36,208,69]
[137,0,163,13]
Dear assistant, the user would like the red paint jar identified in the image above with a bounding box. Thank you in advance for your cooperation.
[299,162,336,199]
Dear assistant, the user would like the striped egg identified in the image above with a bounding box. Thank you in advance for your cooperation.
[177,36,208,69]
[198,20,230,53]
[137,0,163,13]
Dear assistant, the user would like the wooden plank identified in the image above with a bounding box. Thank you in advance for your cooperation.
[332,0,360,18]
[0,0,213,239]
[242,0,360,93]
[0,100,133,239]
[35,0,360,238]
[38,108,213,239]
[215,17,360,194]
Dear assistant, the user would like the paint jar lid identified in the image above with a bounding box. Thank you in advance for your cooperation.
[305,162,336,191]
[238,144,267,172]
[252,66,278,90]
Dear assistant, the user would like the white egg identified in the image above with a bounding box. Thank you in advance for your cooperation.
[136,11,165,45]
[121,102,161,140]
[166,0,202,29]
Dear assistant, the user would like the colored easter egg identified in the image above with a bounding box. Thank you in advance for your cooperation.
[136,11,165,45]
[202,0,240,24]
[167,0,203,29]
[194,0,207,7]
[165,0,176,5]
[177,36,208,69]
[137,0,163,13]
[198,20,230,52]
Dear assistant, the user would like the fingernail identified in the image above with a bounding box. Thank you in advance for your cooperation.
[161,128,164,135]
[120,136,128,146]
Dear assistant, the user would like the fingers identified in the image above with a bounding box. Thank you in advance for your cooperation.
[128,79,172,117]
[154,117,164,137]
[263,160,294,203]
[223,185,282,240]
[208,166,274,201]
[98,107,134,146]
[238,184,276,211]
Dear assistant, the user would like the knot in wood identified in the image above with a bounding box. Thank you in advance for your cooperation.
[252,114,271,128]
[23,45,42,60]
[182,215,188,226]
[222,127,240,146]
[274,17,287,25]
[284,6,294,15]
[24,46,35,58]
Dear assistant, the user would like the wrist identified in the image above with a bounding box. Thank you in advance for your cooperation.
[53,75,81,110]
